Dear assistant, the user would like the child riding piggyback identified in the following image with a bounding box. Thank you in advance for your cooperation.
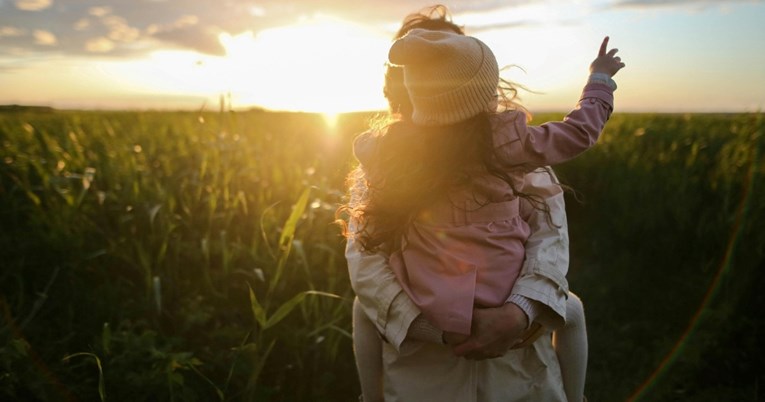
[352,28,624,337]
[347,27,624,402]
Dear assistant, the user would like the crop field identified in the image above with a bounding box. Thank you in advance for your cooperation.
[1,109,763,401]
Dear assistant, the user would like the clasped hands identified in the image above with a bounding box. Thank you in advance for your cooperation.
[443,302,530,360]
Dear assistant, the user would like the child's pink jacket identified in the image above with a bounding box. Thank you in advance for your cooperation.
[355,82,614,334]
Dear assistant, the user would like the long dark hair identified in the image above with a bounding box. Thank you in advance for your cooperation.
[341,113,552,252]
[337,5,552,252]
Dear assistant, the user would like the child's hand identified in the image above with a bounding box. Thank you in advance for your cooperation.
[443,331,470,345]
[590,36,625,77]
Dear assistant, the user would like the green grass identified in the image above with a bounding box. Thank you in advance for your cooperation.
[0,109,762,401]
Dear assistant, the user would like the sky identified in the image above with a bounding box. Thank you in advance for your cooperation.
[0,0,763,113]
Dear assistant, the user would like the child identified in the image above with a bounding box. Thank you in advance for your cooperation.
[346,29,624,401]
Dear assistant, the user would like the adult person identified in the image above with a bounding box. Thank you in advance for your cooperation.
[344,5,604,401]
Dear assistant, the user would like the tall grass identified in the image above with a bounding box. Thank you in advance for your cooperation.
[1,110,763,401]
[0,110,362,401]
[553,112,764,401]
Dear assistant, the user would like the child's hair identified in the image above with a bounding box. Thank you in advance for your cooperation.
[337,5,551,252]
[341,112,551,252]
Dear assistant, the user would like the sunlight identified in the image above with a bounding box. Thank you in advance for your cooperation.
[453,3,595,110]
[218,15,390,113]
[64,9,590,113]
[77,9,593,113]
[322,112,340,131]
[478,24,594,111]
[84,15,391,112]
[92,50,226,103]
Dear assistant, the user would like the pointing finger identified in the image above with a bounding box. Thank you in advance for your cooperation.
[599,36,609,57]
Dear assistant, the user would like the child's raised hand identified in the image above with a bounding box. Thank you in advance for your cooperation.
[590,36,625,77]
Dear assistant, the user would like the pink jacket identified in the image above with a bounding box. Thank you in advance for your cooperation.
[356,82,614,335]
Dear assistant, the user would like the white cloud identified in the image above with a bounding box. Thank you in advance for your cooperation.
[102,15,141,42]
[145,24,160,36]
[14,0,51,11]
[10,0,750,59]
[174,15,199,28]
[33,29,56,45]
[73,18,90,31]
[108,25,140,42]
[0,26,25,37]
[610,0,759,9]
[89,7,112,17]
[85,37,115,53]
[250,6,266,17]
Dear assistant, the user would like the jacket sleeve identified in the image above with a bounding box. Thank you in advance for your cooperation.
[345,168,421,351]
[493,82,614,167]
[346,235,422,351]
[513,168,570,329]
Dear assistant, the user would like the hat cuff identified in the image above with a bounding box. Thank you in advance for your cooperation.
[411,85,496,126]
[410,59,498,126]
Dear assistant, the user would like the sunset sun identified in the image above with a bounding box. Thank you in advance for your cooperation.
[215,16,390,113]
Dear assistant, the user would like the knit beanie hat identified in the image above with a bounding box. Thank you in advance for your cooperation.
[388,28,499,126]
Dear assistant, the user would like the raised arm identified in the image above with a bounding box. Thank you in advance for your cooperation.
[493,37,625,167]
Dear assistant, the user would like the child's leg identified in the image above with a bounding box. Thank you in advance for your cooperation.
[553,292,588,402]
[353,297,384,402]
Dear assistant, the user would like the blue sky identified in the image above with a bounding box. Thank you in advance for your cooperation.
[0,0,763,112]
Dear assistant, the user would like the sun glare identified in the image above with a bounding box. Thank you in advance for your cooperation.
[218,15,390,113]
[71,9,588,113]
[87,14,391,113]
[322,112,340,130]
[451,3,594,110]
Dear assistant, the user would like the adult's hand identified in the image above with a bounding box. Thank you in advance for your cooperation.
[452,302,529,360]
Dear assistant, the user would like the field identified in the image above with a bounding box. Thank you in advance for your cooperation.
[1,109,763,401]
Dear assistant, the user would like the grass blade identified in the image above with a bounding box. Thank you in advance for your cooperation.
[248,285,267,328]
[268,187,311,294]
[264,290,340,330]
[62,352,106,402]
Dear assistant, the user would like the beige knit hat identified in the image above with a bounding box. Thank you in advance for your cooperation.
[388,28,499,126]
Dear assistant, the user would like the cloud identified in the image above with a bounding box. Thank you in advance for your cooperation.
[103,15,141,42]
[609,0,760,9]
[469,20,568,33]
[174,15,200,27]
[0,26,25,37]
[85,37,114,53]
[15,0,51,11]
[88,6,111,17]
[250,5,266,17]
[11,0,742,59]
[0,0,537,59]
[151,25,226,55]
[73,18,90,31]
[33,29,56,45]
